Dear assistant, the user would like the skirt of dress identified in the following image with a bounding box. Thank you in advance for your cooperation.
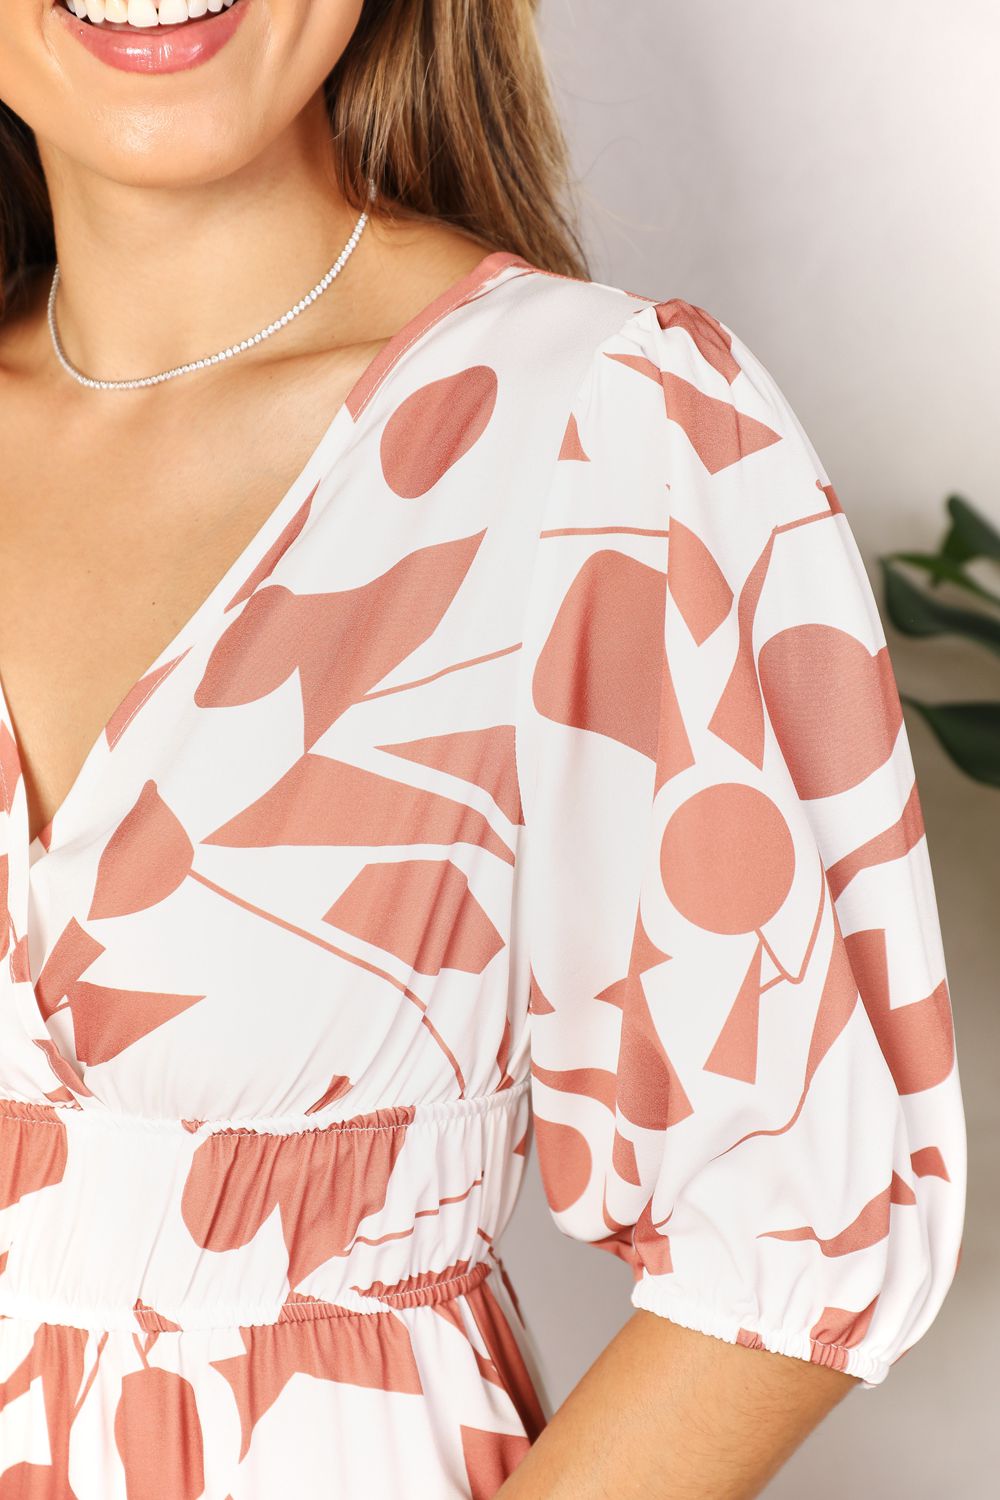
[0,1253,551,1499]
[0,1080,552,1499]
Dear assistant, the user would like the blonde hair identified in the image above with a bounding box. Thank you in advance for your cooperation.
[0,0,588,317]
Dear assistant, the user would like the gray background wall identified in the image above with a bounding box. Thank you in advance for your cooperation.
[500,4,999,1493]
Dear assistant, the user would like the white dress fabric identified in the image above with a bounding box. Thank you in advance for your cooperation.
[0,250,966,1498]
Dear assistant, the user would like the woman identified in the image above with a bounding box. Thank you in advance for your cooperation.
[0,2,966,1497]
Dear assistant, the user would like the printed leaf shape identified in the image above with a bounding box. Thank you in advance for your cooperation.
[34,918,105,1019]
[114,1369,204,1500]
[532,1117,591,1214]
[666,517,734,645]
[323,859,504,975]
[182,1104,415,1289]
[0,1102,68,1207]
[706,533,775,767]
[460,1426,533,1500]
[378,725,523,825]
[846,927,955,1094]
[204,754,514,865]
[654,299,741,384]
[702,944,764,1083]
[305,1074,353,1114]
[66,983,204,1067]
[558,413,589,462]
[0,1322,88,1496]
[210,1311,422,1462]
[911,1145,950,1181]
[759,625,903,797]
[195,530,487,749]
[88,781,194,920]
[760,1174,917,1257]
[532,549,686,768]
[605,353,781,472]
[380,366,498,498]
[530,1060,618,1114]
[615,981,693,1132]
[33,916,203,1067]
[225,484,317,612]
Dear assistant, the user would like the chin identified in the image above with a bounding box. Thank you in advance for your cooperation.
[82,109,280,193]
[0,0,361,189]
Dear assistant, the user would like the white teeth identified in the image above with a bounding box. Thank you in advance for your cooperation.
[126,0,159,24]
[64,0,241,26]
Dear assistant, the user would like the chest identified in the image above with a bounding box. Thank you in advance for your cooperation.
[0,273,576,1119]
[0,405,537,1119]
[0,352,380,843]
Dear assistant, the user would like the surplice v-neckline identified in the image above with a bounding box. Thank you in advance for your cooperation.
[0,248,531,865]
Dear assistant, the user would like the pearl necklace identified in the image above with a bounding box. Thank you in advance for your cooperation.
[47,204,370,392]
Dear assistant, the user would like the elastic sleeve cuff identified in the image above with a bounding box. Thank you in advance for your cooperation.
[629,1275,890,1390]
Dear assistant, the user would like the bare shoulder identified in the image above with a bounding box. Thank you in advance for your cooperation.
[354,209,501,336]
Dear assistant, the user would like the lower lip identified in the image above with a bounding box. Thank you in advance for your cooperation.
[53,1,250,75]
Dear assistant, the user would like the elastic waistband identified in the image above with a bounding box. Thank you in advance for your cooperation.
[0,1079,531,1333]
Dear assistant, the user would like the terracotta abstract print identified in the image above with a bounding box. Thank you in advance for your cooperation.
[0,253,965,1497]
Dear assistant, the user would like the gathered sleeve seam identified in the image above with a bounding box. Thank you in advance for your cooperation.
[630,1278,889,1389]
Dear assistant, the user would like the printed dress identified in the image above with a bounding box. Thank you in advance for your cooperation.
[0,250,966,1499]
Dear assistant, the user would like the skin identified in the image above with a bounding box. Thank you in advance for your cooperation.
[0,2,857,1493]
[0,0,492,841]
[495,1311,854,1499]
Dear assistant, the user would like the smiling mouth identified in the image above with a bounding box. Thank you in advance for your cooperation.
[59,0,241,25]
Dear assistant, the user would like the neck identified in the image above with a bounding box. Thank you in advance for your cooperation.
[37,90,363,383]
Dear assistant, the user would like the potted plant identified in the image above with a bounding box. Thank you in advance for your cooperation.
[878,495,1000,788]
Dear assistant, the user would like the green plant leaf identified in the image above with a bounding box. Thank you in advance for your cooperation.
[888,550,1000,608]
[902,696,1000,788]
[942,494,1000,565]
[880,558,1000,656]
